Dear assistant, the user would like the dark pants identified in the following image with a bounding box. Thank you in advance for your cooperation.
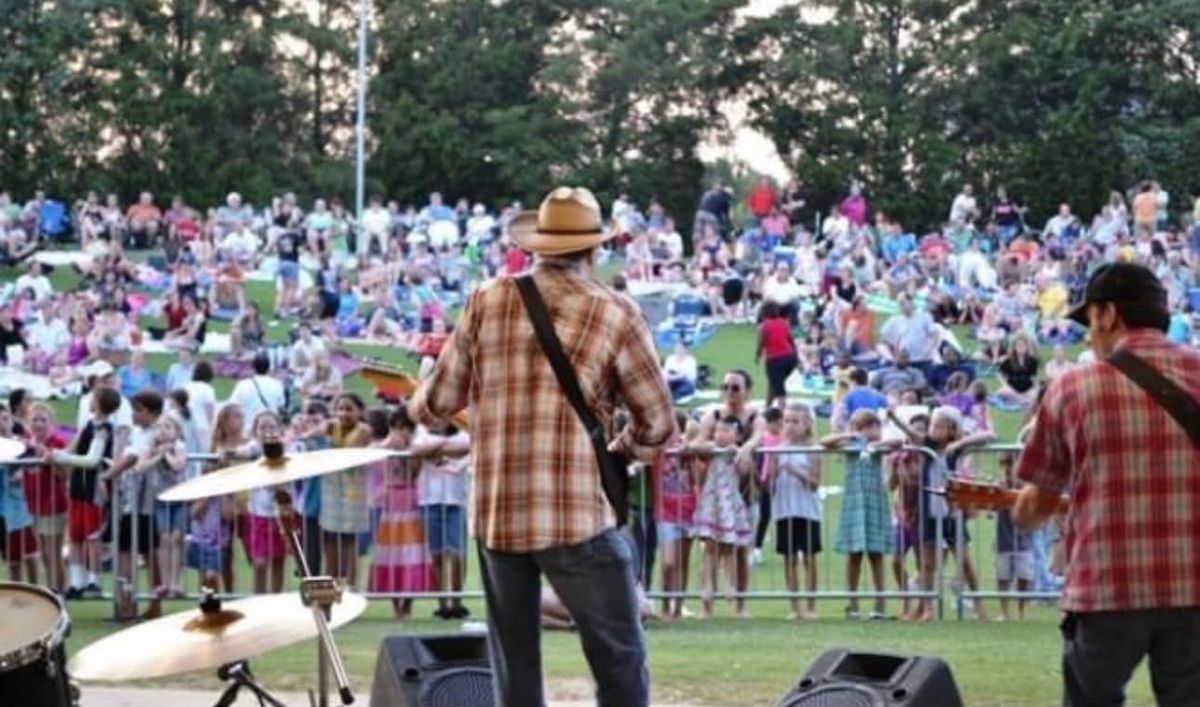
[628,510,657,587]
[477,529,648,707]
[765,353,798,403]
[755,488,771,550]
[1061,608,1200,707]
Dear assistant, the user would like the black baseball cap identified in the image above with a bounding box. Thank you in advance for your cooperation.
[1067,262,1168,330]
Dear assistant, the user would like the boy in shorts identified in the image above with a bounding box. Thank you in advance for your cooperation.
[996,454,1034,620]
[52,387,121,599]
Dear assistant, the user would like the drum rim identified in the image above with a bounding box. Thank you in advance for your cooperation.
[0,581,71,672]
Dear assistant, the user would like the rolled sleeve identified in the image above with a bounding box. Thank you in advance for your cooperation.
[613,313,676,461]
[410,293,475,427]
[1014,377,1071,496]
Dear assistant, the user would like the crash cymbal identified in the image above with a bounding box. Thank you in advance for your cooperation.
[159,447,398,502]
[0,436,26,463]
[69,592,367,682]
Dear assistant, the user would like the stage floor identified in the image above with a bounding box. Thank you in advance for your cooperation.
[85,686,696,706]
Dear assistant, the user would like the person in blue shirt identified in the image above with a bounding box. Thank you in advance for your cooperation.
[118,349,157,398]
[835,367,888,431]
[881,224,917,264]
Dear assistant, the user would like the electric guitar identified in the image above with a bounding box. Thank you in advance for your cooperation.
[940,478,1070,514]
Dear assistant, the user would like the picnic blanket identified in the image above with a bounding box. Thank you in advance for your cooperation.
[33,250,95,269]
[784,372,838,399]
[141,332,233,356]
[625,281,694,298]
[866,293,928,316]
[0,369,82,400]
[211,350,367,380]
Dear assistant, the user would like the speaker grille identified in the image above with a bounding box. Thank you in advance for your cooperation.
[780,684,885,707]
[418,667,494,707]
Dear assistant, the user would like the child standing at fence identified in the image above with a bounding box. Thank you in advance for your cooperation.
[238,411,291,593]
[0,404,38,583]
[889,405,993,622]
[322,393,371,589]
[53,387,120,599]
[22,403,67,592]
[293,402,330,575]
[691,415,753,619]
[771,404,823,620]
[886,413,927,621]
[209,404,248,593]
[414,418,471,620]
[369,407,434,619]
[142,414,188,599]
[822,409,896,620]
[995,454,1034,621]
[656,411,697,620]
[751,407,784,566]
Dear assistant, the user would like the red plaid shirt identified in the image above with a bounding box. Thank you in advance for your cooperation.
[411,259,675,552]
[1015,329,1200,612]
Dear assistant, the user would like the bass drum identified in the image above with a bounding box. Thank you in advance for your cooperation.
[0,582,76,707]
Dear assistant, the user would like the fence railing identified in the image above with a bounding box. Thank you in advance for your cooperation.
[3,443,1062,621]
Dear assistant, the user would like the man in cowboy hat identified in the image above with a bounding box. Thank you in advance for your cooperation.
[411,186,674,706]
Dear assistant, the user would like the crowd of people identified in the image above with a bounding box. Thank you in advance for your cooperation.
[0,177,1196,626]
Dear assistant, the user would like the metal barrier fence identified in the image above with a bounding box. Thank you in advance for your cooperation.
[2,442,1060,621]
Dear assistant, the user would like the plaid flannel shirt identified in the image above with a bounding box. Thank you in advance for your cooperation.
[1015,329,1200,612]
[411,259,675,552]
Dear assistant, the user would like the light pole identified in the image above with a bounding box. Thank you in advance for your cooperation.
[353,0,367,240]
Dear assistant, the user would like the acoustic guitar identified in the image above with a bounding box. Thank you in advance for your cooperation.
[359,360,470,430]
[940,478,1069,514]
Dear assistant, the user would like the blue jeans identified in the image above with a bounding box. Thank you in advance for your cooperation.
[477,528,648,707]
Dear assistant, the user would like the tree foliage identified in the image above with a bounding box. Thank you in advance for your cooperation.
[2,0,1199,230]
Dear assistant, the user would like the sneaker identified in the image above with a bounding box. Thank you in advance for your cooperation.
[433,607,449,620]
[449,605,471,619]
[845,607,861,621]
[84,583,103,598]
[64,586,83,601]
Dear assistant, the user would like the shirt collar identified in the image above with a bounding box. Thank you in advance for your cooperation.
[1114,328,1168,351]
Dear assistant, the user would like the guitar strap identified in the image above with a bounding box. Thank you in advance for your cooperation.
[1106,349,1200,445]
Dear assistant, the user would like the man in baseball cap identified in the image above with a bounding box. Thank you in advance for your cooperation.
[1066,261,1169,332]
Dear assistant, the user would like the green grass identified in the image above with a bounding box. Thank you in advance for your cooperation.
[17,258,1143,704]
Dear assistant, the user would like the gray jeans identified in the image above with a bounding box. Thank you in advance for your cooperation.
[477,528,648,707]
[1061,608,1200,706]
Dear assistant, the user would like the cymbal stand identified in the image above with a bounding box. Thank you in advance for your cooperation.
[213,661,286,707]
[273,489,354,707]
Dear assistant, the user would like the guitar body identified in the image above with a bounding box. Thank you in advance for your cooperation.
[360,360,470,429]
[943,478,1069,514]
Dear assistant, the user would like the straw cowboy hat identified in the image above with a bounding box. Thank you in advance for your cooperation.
[508,187,614,255]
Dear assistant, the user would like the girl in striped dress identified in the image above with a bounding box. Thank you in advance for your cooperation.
[822,408,898,620]
[368,407,434,619]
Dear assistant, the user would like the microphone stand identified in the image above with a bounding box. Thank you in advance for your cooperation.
[273,487,355,706]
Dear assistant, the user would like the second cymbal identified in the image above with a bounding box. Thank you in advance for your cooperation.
[159,447,399,502]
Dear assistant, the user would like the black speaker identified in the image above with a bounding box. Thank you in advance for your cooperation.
[369,634,494,707]
[777,649,964,707]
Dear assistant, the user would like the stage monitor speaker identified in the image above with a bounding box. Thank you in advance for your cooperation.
[369,634,494,707]
[778,649,963,707]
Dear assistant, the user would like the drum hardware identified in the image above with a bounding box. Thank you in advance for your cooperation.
[213,661,286,707]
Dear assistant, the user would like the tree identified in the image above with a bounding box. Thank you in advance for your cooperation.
[370,0,576,208]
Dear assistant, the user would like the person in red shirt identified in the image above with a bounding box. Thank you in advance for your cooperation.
[746,177,778,221]
[22,402,68,591]
[756,302,798,403]
[837,294,876,354]
[503,241,529,276]
[1014,263,1200,707]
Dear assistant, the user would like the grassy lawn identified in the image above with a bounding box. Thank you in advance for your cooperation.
[14,259,1152,704]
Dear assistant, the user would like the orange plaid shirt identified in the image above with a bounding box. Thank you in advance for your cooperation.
[411,259,675,552]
